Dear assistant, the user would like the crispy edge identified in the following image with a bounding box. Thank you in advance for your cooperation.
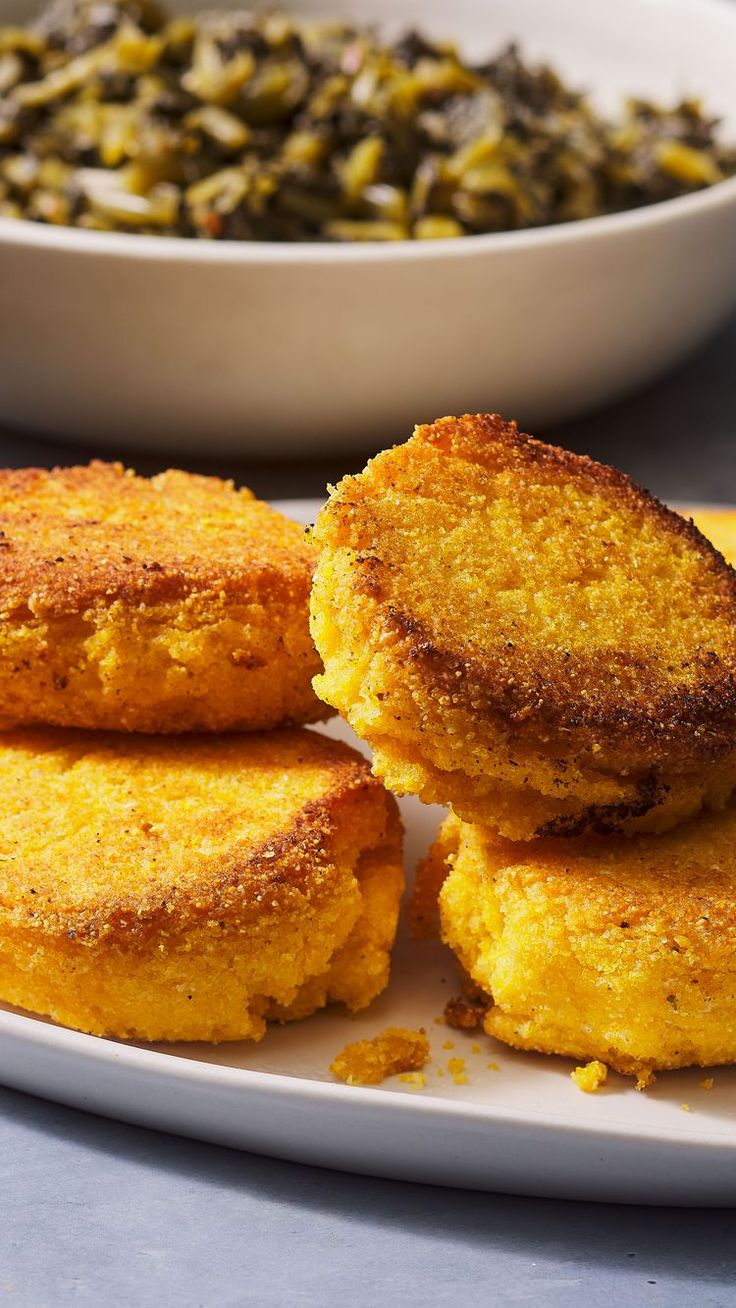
[0,461,317,617]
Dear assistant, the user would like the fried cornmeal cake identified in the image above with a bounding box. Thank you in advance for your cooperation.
[0,728,402,1042]
[311,414,736,840]
[0,461,325,732]
[432,809,736,1078]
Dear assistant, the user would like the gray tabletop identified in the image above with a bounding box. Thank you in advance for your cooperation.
[1,317,736,1307]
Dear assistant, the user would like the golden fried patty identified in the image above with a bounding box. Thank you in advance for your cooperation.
[0,728,402,1041]
[311,414,736,839]
[0,461,325,732]
[433,809,736,1077]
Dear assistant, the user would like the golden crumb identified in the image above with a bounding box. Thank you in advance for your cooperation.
[682,1103,691,1112]
[571,1061,608,1093]
[433,1016,446,1026]
[331,1027,430,1086]
[487,1061,500,1072]
[442,1040,455,1050]
[700,1077,715,1091]
[635,1070,657,1091]
[447,1056,468,1085]
[444,994,487,1031]
[471,1042,481,1055]
[398,1072,426,1090]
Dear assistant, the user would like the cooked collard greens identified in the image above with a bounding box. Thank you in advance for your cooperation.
[1,0,733,240]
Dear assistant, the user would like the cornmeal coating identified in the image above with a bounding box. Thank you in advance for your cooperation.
[0,728,402,1042]
[0,462,325,731]
[433,809,736,1077]
[311,415,736,840]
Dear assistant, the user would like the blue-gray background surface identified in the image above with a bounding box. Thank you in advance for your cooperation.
[2,1080,736,1307]
[0,312,735,1307]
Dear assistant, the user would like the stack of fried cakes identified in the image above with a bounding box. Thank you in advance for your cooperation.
[0,463,403,1042]
[310,415,736,1083]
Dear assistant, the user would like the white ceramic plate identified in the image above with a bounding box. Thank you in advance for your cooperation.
[1,498,735,1207]
[1,0,736,452]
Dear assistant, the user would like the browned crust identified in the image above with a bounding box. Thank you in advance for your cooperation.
[327,414,736,762]
[61,782,395,948]
[0,729,399,946]
[534,775,663,837]
[0,461,316,617]
[387,614,736,759]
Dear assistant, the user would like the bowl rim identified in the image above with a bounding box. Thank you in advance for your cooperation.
[2,0,736,267]
[2,173,735,264]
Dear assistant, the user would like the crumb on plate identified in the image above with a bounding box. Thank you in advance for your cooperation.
[331,1026,430,1086]
[571,1060,608,1093]
[447,1056,468,1085]
[635,1069,657,1091]
[398,1072,426,1090]
[444,994,487,1031]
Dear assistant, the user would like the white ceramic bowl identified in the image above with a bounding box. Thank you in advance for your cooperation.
[1,0,736,455]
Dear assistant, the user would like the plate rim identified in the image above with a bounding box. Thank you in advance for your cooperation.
[2,1002,735,1154]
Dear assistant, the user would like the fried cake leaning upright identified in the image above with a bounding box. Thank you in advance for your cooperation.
[431,807,736,1080]
[311,414,736,840]
[0,462,325,732]
[0,728,402,1041]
